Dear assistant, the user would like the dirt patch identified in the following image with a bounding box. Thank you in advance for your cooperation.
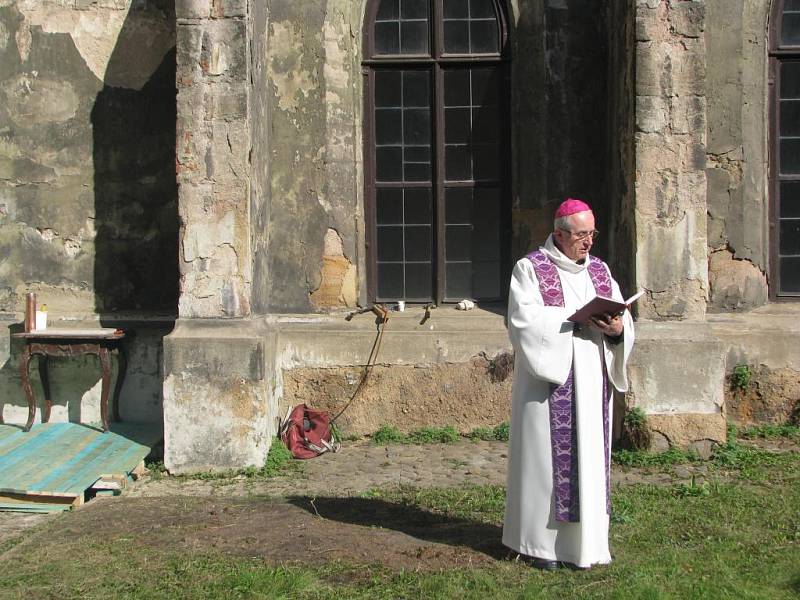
[726,366,800,425]
[31,496,502,571]
[283,357,512,436]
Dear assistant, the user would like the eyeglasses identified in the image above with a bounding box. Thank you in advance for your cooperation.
[559,228,599,241]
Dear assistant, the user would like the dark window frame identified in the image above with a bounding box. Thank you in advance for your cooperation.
[363,0,512,304]
[770,0,800,298]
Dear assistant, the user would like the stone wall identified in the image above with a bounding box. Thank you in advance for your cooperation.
[0,1,177,427]
[0,1,178,315]
[705,0,770,311]
[634,0,708,320]
[175,0,252,318]
[511,0,614,260]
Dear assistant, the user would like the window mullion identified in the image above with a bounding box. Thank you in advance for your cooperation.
[434,62,446,305]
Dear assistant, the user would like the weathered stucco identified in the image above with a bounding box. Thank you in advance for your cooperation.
[705,0,770,311]
[0,1,178,316]
[511,0,614,260]
[635,0,709,320]
[175,0,251,318]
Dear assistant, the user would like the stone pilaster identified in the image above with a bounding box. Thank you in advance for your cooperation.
[634,0,708,320]
[175,0,251,317]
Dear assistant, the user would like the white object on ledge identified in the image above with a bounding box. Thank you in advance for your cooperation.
[35,310,47,331]
[456,299,475,311]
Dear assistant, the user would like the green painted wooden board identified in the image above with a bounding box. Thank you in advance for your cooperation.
[0,422,161,513]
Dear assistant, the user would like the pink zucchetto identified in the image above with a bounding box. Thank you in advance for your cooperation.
[554,198,592,218]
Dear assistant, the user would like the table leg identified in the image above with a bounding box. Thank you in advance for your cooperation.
[112,343,127,423]
[99,346,111,432]
[19,345,35,432]
[39,354,52,423]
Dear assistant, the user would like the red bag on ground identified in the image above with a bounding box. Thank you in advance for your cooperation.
[279,404,340,459]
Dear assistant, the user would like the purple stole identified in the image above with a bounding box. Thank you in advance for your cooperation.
[526,250,612,522]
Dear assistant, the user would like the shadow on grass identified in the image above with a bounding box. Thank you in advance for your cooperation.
[286,495,506,560]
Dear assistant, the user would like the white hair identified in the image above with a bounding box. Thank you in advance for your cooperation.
[553,215,573,231]
[553,211,592,232]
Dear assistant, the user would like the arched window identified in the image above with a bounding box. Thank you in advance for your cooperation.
[363,0,510,303]
[771,0,800,296]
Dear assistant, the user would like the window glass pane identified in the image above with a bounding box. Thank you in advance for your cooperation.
[444,0,468,19]
[404,161,431,181]
[377,146,403,181]
[472,68,500,105]
[445,107,471,143]
[405,263,433,300]
[377,0,399,20]
[780,220,800,255]
[445,145,471,180]
[378,263,404,298]
[404,146,431,164]
[375,22,400,54]
[401,0,429,20]
[473,143,499,180]
[444,21,470,53]
[781,101,800,137]
[376,108,403,144]
[780,257,800,293]
[375,71,402,106]
[786,0,800,10]
[472,106,498,142]
[401,21,429,54]
[472,261,501,298]
[403,108,431,144]
[403,71,430,107]
[470,0,496,19]
[781,180,800,218]
[783,14,800,46]
[473,192,500,260]
[405,226,432,261]
[444,70,471,106]
[404,188,432,223]
[446,224,472,261]
[377,226,404,261]
[377,188,403,224]
[470,20,499,53]
[780,139,800,174]
[445,187,473,223]
[445,262,471,298]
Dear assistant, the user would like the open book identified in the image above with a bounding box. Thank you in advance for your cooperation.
[567,290,644,325]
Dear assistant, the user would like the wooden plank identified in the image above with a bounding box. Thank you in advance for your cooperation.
[0,424,88,479]
[0,425,101,491]
[0,422,160,513]
[0,492,80,509]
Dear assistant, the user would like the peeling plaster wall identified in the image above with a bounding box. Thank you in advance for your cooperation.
[511,0,613,261]
[0,2,176,426]
[705,0,770,311]
[0,1,178,315]
[252,0,363,313]
[634,0,709,320]
[175,0,252,318]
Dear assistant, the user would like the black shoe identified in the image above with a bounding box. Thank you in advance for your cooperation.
[531,558,560,571]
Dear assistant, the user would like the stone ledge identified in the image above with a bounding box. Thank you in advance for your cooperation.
[646,412,728,454]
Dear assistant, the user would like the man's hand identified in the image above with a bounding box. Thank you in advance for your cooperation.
[588,311,624,337]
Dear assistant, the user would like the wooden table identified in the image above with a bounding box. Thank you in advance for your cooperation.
[10,329,126,433]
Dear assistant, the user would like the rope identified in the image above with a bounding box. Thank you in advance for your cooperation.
[331,305,389,424]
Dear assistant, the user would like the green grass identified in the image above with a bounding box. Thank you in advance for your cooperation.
[2,449,797,599]
[372,423,510,445]
[612,446,700,468]
[738,423,800,441]
[371,424,461,444]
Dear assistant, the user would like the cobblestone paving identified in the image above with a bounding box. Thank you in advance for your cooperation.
[127,439,698,499]
[0,437,748,547]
